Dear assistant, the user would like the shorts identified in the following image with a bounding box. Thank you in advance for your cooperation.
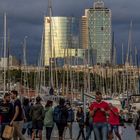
[108,124,119,133]
[32,120,43,130]
[22,121,32,129]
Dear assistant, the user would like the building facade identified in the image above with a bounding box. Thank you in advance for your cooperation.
[44,17,79,66]
[81,14,88,49]
[82,0,112,65]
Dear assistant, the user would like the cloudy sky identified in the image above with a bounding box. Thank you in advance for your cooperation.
[0,0,139,64]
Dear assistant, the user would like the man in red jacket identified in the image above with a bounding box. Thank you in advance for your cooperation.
[108,103,122,140]
[90,91,109,140]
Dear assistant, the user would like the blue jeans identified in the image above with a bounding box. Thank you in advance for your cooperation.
[108,124,119,133]
[93,122,108,140]
[86,124,93,140]
[22,121,32,136]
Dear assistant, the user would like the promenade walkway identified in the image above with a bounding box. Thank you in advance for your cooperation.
[24,123,137,140]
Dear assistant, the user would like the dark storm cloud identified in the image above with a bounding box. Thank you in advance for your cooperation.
[52,0,92,16]
[0,0,140,64]
[105,0,140,63]
[0,0,48,64]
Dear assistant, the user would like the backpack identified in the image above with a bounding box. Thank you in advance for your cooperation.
[53,106,68,124]
[23,105,31,121]
[67,109,74,122]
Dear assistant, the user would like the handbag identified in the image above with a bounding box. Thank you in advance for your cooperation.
[2,125,14,139]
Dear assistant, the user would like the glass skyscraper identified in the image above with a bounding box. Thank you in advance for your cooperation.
[82,0,112,64]
[44,17,79,66]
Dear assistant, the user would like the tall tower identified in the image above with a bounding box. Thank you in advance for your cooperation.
[44,17,79,66]
[82,0,112,64]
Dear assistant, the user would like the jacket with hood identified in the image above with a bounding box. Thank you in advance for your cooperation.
[44,107,54,127]
[30,103,44,121]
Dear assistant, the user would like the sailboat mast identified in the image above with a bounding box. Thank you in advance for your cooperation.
[137,52,140,94]
[88,47,90,94]
[3,13,7,93]
[66,48,69,96]
[7,31,10,92]
[122,43,124,65]
[39,28,45,94]
[134,47,139,94]
[126,21,132,65]
[48,0,53,87]
[23,36,28,95]
[135,46,137,66]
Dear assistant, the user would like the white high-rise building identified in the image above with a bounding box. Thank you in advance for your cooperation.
[81,0,112,64]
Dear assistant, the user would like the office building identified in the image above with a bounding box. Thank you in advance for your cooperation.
[44,17,79,66]
[81,0,112,64]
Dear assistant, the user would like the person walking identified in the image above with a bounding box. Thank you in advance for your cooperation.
[0,93,13,140]
[65,102,74,139]
[30,96,44,140]
[22,98,32,137]
[89,91,109,140]
[44,100,54,140]
[108,103,122,140]
[85,109,93,140]
[53,98,68,140]
[118,110,126,138]
[76,107,85,140]
[10,90,25,140]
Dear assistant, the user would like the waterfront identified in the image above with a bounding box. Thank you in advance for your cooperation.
[0,0,140,140]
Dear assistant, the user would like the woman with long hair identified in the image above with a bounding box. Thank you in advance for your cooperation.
[76,107,85,140]
[44,100,54,140]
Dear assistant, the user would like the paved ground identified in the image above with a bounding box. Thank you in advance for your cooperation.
[24,123,137,140]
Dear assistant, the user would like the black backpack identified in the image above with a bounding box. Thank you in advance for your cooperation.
[23,105,31,121]
[53,106,68,124]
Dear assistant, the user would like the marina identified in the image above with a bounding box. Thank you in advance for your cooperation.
[0,0,140,140]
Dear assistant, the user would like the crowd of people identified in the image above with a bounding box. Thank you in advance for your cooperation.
[0,90,138,140]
